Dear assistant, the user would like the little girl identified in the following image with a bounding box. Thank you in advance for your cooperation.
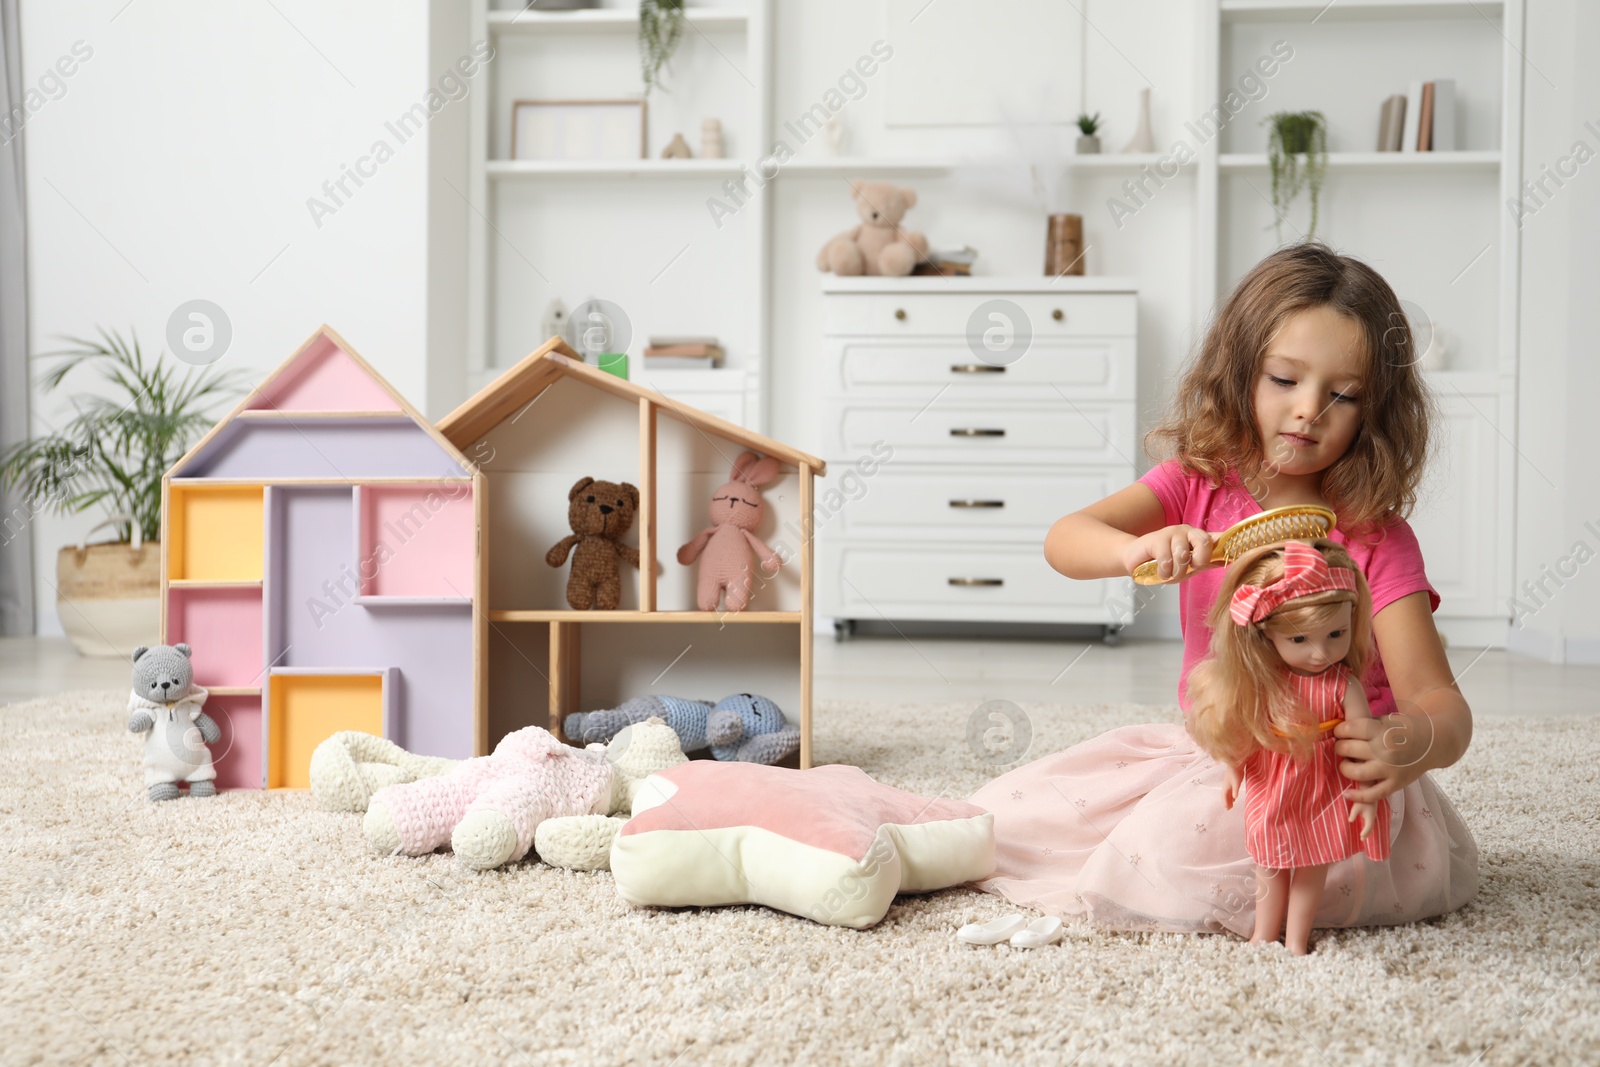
[1186,538,1388,954]
[970,242,1478,938]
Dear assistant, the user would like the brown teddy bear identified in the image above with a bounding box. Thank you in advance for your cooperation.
[816,179,929,277]
[546,476,641,610]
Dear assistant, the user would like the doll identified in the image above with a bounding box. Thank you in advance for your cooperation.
[1185,538,1390,955]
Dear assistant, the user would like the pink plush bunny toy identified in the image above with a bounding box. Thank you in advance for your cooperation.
[677,450,783,612]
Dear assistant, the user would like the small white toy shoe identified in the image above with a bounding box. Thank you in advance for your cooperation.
[957,914,1029,945]
[1010,916,1063,949]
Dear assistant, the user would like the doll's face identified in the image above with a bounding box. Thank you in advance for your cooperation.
[1265,601,1353,675]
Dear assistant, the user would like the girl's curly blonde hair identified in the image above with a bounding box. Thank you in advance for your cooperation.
[1146,242,1439,540]
[1185,538,1373,767]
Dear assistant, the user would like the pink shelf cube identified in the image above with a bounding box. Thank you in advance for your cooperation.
[355,484,475,599]
[207,695,264,791]
[166,587,265,689]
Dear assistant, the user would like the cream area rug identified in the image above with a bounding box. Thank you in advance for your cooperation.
[3,690,1597,1066]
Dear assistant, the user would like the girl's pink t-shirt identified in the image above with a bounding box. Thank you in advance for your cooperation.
[1136,459,1440,718]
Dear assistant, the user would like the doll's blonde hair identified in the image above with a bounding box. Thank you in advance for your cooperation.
[1185,538,1373,766]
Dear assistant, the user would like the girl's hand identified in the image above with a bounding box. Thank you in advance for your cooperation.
[1348,800,1378,841]
[1333,712,1436,803]
[1222,763,1243,809]
[1120,524,1216,582]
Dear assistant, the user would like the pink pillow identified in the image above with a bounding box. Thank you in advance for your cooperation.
[610,761,995,928]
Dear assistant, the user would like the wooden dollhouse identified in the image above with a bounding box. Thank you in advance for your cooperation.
[160,326,484,790]
[435,337,826,767]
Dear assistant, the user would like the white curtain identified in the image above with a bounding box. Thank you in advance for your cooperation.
[0,0,34,635]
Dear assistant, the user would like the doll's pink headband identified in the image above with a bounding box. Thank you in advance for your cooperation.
[1228,540,1357,627]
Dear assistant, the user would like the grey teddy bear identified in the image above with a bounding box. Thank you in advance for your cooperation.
[127,643,220,802]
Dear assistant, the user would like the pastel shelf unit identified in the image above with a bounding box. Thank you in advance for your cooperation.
[161,326,487,792]
[436,337,826,767]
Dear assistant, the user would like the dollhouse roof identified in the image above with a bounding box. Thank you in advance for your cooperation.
[167,325,474,480]
[436,337,827,473]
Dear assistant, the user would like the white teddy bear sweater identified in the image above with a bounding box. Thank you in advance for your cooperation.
[128,686,216,786]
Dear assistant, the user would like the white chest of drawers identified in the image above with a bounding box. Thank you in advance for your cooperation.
[817,276,1138,638]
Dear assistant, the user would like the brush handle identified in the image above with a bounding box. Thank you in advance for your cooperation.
[1132,557,1222,586]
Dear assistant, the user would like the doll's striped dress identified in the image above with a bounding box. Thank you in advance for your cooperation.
[1241,663,1392,869]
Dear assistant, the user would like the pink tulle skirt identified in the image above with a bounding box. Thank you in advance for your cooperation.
[969,722,1478,938]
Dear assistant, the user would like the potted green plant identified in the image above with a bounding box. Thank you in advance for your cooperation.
[0,329,246,656]
[639,0,685,96]
[1075,111,1103,154]
[1263,110,1329,241]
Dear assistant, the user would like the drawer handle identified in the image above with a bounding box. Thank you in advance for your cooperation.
[949,499,1005,509]
[1052,308,1065,321]
[894,308,907,321]
[950,363,1006,374]
[949,577,1005,587]
[950,428,1006,437]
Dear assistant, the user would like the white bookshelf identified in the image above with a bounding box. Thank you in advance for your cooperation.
[1198,0,1524,640]
[465,0,774,427]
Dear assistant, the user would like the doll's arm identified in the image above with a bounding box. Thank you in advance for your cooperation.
[1341,675,1373,723]
[1335,592,1473,804]
[1222,762,1244,810]
[676,527,715,566]
[545,534,581,567]
[620,543,640,570]
[741,530,781,574]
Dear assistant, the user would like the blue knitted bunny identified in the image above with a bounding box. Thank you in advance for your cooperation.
[562,693,798,765]
[706,693,801,765]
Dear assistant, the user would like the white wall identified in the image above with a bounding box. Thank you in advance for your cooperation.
[20,0,438,635]
[1510,0,1600,663]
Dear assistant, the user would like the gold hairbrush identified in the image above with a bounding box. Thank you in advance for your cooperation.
[1132,504,1337,585]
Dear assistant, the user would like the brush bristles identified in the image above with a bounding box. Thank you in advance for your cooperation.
[1222,514,1334,559]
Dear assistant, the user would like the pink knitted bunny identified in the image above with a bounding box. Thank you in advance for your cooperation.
[677,450,783,613]
[363,726,612,870]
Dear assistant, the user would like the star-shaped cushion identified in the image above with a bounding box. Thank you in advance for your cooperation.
[610,761,995,928]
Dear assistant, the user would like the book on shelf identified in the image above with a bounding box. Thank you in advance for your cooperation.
[642,354,724,369]
[1396,78,1454,153]
[1401,79,1424,153]
[643,342,723,358]
[1418,81,1435,151]
[647,335,720,348]
[911,246,978,277]
[1377,94,1407,152]
[1430,79,1456,151]
[642,337,724,368]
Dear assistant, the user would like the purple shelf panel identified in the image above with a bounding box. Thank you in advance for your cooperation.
[178,420,470,480]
